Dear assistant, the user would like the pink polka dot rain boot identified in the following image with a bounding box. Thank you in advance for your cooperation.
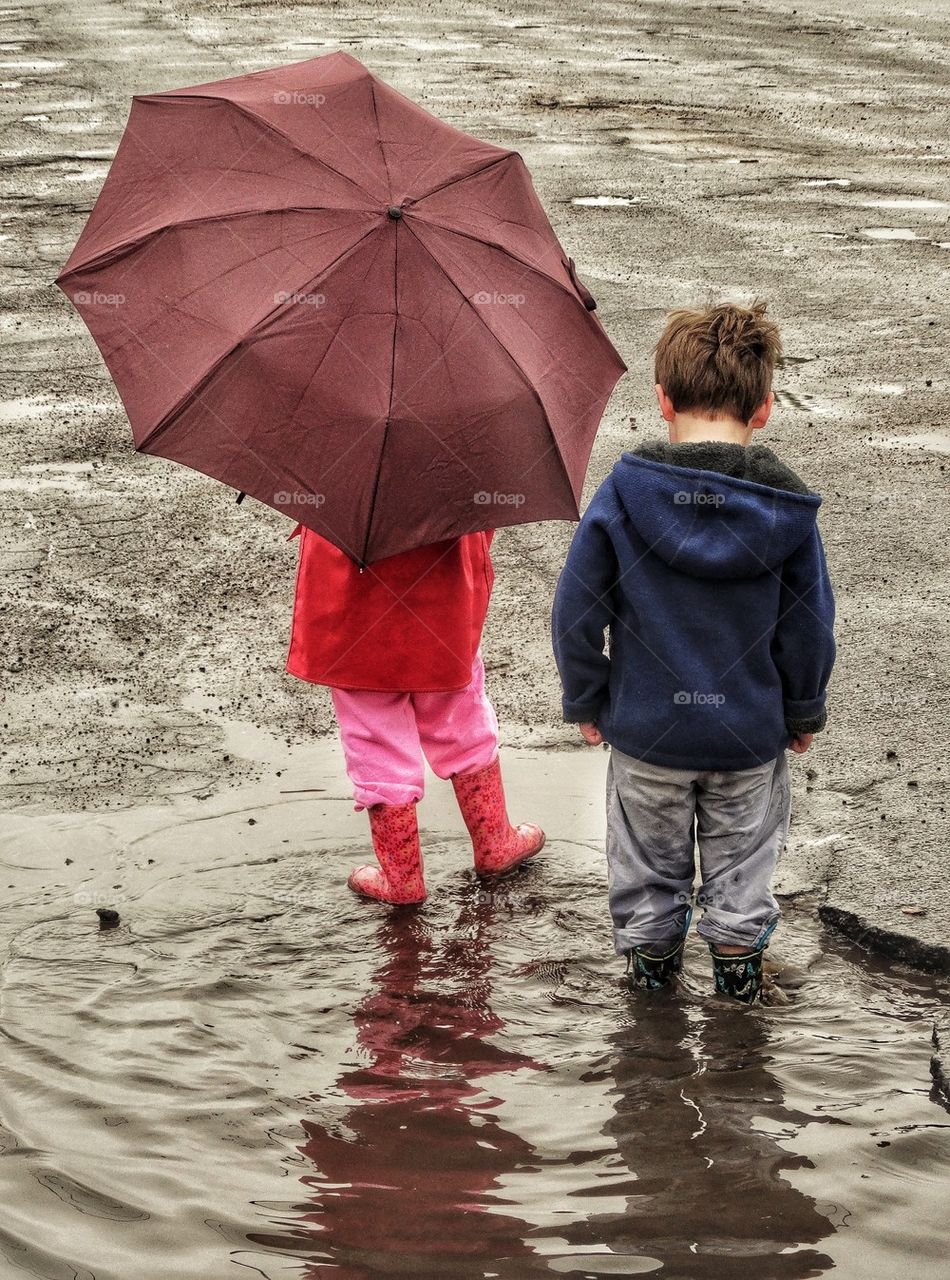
[451,756,545,877]
[347,801,427,904]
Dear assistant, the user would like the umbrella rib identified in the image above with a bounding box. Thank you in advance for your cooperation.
[135,222,383,453]
[56,207,379,279]
[148,93,382,205]
[400,218,578,507]
[280,230,393,443]
[407,151,512,208]
[369,79,393,201]
[359,221,400,566]
[408,211,598,314]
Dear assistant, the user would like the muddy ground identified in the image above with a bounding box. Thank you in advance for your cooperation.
[2,0,949,965]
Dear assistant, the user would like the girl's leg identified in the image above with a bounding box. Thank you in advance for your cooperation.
[411,649,499,780]
[413,652,544,875]
[329,688,427,903]
[330,687,426,809]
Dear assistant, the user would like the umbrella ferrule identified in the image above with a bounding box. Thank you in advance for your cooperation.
[386,205,403,220]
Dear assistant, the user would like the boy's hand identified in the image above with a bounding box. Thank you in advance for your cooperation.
[789,732,814,754]
[579,722,604,746]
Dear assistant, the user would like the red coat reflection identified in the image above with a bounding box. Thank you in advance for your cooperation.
[250,900,544,1277]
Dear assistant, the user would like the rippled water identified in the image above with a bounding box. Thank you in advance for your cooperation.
[1,743,947,1279]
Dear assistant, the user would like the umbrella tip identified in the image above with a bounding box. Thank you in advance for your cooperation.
[386,205,403,220]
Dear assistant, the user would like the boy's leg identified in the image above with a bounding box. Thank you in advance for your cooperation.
[607,747,697,957]
[330,687,426,809]
[414,651,544,874]
[694,753,791,997]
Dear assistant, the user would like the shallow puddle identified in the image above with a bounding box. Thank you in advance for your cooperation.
[861,227,921,241]
[860,228,950,249]
[0,737,947,1279]
[571,196,640,207]
[861,198,948,210]
[874,431,950,456]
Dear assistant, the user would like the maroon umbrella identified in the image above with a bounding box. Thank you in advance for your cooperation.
[55,52,626,564]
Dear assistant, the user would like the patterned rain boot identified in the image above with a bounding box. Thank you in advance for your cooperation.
[710,947,765,1003]
[451,756,545,877]
[626,909,692,991]
[347,801,427,904]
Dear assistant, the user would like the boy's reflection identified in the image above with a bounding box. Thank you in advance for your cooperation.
[563,991,836,1277]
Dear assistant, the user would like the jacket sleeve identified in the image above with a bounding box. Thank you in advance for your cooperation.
[551,505,619,724]
[771,524,836,734]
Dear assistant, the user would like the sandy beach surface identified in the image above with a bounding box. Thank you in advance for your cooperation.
[4,0,949,962]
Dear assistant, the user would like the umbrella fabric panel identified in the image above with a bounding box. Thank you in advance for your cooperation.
[411,151,572,294]
[144,223,399,559]
[61,210,380,445]
[152,54,393,204]
[369,69,511,203]
[158,51,511,209]
[58,93,376,279]
[405,217,626,502]
[359,220,576,562]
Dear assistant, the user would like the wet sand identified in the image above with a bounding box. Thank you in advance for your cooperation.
[3,0,949,964]
[2,0,950,1274]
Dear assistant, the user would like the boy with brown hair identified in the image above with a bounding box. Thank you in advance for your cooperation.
[552,301,836,1002]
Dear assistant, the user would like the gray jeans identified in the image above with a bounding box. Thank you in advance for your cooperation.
[606,746,791,954]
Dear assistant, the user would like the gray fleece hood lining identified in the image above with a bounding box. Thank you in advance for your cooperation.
[628,438,817,498]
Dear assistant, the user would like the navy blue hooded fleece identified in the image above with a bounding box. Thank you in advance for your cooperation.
[552,441,836,771]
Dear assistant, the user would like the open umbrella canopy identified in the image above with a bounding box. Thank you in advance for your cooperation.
[56,52,626,564]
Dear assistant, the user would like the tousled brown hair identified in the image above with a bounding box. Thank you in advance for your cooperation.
[654,300,782,423]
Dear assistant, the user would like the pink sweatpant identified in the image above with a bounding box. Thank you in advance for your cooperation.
[330,651,500,809]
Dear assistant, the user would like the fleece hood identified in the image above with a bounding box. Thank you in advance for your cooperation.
[609,439,821,580]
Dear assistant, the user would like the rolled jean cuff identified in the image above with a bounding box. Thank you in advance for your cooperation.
[352,783,423,811]
[612,908,691,956]
[697,912,779,951]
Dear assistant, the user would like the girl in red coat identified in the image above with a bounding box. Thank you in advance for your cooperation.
[285,525,544,903]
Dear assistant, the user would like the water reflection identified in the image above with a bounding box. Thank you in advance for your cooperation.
[561,994,836,1278]
[248,889,845,1278]
[249,894,543,1277]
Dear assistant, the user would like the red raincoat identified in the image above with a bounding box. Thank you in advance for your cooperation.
[285,526,494,692]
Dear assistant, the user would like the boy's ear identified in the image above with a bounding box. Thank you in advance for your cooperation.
[749,391,775,431]
[655,384,676,424]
